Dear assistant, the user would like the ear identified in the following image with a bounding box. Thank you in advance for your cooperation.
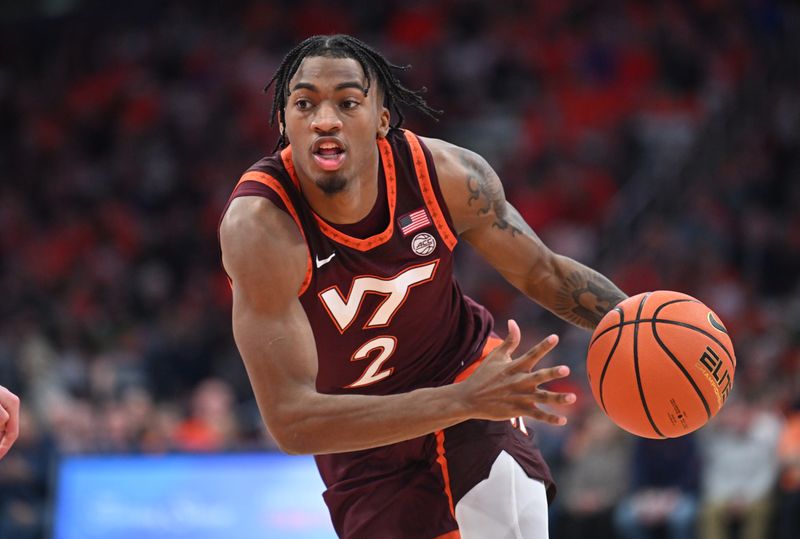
[377,106,390,139]
[279,120,289,143]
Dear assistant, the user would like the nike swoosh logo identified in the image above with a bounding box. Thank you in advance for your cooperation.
[315,252,336,268]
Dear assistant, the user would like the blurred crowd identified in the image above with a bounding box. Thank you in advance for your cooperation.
[0,0,798,537]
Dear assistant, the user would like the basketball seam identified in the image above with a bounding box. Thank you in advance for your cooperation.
[633,293,665,439]
[591,320,734,367]
[650,318,713,422]
[653,320,736,368]
[590,299,699,346]
[597,307,624,414]
[652,300,714,423]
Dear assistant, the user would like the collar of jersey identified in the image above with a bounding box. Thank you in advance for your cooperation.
[280,137,398,252]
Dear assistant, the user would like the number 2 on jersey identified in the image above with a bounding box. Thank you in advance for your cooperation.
[345,336,397,388]
[318,260,439,388]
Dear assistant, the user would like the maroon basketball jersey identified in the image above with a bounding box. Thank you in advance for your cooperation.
[223,130,557,537]
[224,128,493,396]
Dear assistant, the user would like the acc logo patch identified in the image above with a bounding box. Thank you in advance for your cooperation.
[411,232,436,256]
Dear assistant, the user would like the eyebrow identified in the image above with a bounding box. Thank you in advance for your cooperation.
[289,81,368,94]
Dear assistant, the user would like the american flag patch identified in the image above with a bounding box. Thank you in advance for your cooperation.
[397,208,432,236]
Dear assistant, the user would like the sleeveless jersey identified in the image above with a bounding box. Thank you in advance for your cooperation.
[224,128,494,396]
[221,131,560,532]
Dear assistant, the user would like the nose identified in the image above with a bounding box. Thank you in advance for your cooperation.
[311,102,342,133]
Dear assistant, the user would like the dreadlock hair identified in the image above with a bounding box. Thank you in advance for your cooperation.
[264,34,442,149]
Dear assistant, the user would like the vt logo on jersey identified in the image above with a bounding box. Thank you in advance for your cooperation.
[318,260,439,333]
[318,260,440,388]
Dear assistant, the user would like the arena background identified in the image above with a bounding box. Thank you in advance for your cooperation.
[1,0,799,537]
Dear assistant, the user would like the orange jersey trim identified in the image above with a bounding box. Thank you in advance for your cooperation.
[235,171,312,296]
[454,336,504,383]
[433,338,503,537]
[403,131,458,251]
[280,138,398,252]
[280,147,300,190]
[435,429,456,518]
[432,335,502,531]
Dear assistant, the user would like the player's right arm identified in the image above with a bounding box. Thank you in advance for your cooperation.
[220,197,573,455]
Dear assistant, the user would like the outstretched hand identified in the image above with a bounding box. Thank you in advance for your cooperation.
[0,385,20,459]
[459,320,576,425]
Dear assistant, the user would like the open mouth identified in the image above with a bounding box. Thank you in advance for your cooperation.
[312,139,346,171]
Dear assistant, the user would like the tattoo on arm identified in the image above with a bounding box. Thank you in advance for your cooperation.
[453,146,626,330]
[554,267,627,329]
[458,149,527,237]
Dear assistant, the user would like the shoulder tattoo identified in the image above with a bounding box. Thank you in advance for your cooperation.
[457,148,527,237]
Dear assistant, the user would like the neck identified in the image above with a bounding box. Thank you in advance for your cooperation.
[300,147,380,224]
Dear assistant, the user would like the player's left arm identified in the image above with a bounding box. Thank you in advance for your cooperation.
[424,137,627,329]
[0,385,20,459]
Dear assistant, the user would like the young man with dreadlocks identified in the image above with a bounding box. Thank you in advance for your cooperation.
[219,34,626,538]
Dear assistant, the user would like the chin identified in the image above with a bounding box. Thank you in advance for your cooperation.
[315,174,348,195]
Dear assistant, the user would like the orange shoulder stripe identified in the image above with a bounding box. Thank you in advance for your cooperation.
[279,139,398,252]
[236,171,312,296]
[403,130,458,251]
[280,147,300,190]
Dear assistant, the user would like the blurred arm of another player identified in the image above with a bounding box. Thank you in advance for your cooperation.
[426,137,628,330]
[220,196,575,455]
[0,385,20,459]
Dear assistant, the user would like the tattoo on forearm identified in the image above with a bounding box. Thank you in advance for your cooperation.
[554,268,627,329]
[459,149,525,237]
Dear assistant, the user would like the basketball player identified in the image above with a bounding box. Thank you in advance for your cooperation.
[219,35,627,538]
[0,385,20,460]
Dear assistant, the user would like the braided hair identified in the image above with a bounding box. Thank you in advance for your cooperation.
[265,34,441,148]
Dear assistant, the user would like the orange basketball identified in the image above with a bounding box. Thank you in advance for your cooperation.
[586,290,736,438]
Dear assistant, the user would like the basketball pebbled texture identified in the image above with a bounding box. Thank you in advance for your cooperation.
[586,291,736,438]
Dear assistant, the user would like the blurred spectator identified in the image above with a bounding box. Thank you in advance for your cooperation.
[614,435,700,539]
[139,405,181,454]
[44,395,96,454]
[174,378,240,452]
[0,408,52,539]
[698,396,782,539]
[557,409,631,539]
[776,399,800,539]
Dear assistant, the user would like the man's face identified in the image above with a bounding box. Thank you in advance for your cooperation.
[283,56,390,195]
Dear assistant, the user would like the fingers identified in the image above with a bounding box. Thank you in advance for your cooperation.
[493,319,521,357]
[531,365,571,385]
[534,389,577,406]
[0,389,19,460]
[0,406,8,456]
[528,407,570,426]
[524,365,575,426]
[526,388,576,426]
[511,334,559,372]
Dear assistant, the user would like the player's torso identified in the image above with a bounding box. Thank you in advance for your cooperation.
[229,129,492,395]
